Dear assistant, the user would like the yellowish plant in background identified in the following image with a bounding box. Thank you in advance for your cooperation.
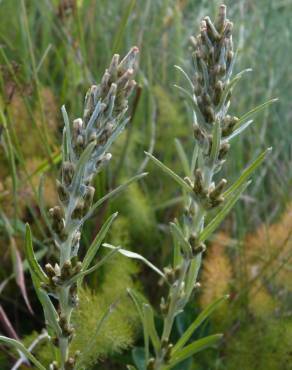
[200,233,232,321]
[200,204,292,319]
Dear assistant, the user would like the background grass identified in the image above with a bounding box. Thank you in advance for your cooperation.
[0,0,291,369]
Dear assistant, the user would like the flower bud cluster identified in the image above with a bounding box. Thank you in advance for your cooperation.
[191,4,234,126]
[54,47,139,241]
[185,169,228,209]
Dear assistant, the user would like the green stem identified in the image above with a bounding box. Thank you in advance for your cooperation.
[58,285,73,369]
[153,163,213,370]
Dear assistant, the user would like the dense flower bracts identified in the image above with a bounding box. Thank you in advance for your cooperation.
[52,46,139,251]
[44,47,139,369]
[191,4,236,127]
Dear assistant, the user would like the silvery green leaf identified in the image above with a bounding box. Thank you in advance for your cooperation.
[0,336,46,370]
[82,212,118,272]
[103,244,166,280]
[223,148,271,199]
[218,68,253,114]
[216,74,241,113]
[232,67,252,80]
[175,138,191,177]
[37,288,62,337]
[128,289,149,365]
[209,121,221,167]
[190,143,199,176]
[143,304,160,353]
[225,119,253,141]
[62,127,68,162]
[97,117,130,157]
[145,152,193,193]
[185,255,201,300]
[165,334,223,369]
[85,100,102,135]
[25,224,49,284]
[174,65,194,90]
[199,181,250,243]
[173,84,194,102]
[233,98,278,132]
[71,141,96,194]
[172,295,229,354]
[225,49,238,81]
[199,59,209,89]
[170,222,192,258]
[61,105,74,162]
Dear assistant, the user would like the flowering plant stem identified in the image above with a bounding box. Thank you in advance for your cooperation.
[142,5,273,370]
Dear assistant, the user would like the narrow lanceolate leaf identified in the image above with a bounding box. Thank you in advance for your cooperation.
[61,105,73,162]
[37,289,62,337]
[128,289,149,363]
[25,224,49,284]
[174,65,194,90]
[0,336,46,370]
[225,119,253,141]
[82,212,118,271]
[233,98,278,132]
[143,304,160,353]
[103,244,166,280]
[71,141,96,192]
[185,255,201,299]
[170,222,192,258]
[166,334,222,369]
[199,182,250,243]
[217,74,241,112]
[190,143,199,175]
[223,148,272,199]
[145,152,193,193]
[209,121,221,166]
[172,295,229,354]
[174,138,191,177]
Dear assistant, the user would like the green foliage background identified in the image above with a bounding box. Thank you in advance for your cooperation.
[0,0,291,369]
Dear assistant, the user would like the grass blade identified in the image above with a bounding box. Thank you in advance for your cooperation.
[112,0,136,53]
[0,336,46,370]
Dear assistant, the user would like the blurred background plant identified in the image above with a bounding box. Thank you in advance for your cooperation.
[0,0,291,369]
